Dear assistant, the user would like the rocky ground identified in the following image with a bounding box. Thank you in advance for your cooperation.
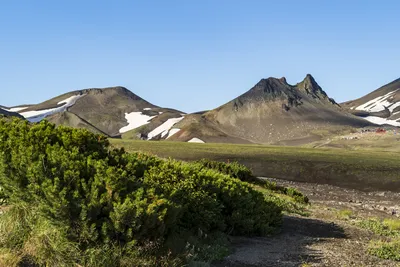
[213,178,400,267]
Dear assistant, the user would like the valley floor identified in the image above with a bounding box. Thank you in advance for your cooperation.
[214,178,400,267]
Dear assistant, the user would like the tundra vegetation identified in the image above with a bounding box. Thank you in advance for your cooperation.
[110,139,400,192]
[356,217,400,261]
[0,118,307,266]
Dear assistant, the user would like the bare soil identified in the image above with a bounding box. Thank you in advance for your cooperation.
[213,179,400,267]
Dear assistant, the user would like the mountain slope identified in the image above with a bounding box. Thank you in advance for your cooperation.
[174,75,371,144]
[342,78,400,126]
[46,111,109,135]
[3,75,376,144]
[0,107,24,119]
[14,86,185,138]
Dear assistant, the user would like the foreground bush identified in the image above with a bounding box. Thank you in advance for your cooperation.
[195,159,309,204]
[0,118,282,266]
[194,159,256,183]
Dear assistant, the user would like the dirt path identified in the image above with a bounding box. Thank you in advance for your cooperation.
[213,179,400,267]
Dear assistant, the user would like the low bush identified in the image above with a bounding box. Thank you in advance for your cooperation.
[356,217,400,261]
[368,240,400,261]
[357,218,400,237]
[0,118,282,266]
[383,218,400,231]
[264,180,309,204]
[0,186,7,205]
[194,159,256,183]
[336,209,354,220]
[195,159,309,205]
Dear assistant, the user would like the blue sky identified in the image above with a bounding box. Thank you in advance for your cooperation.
[1,0,399,113]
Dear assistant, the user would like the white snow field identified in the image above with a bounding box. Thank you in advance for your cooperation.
[119,112,157,133]
[363,116,400,127]
[5,106,29,112]
[188,137,205,143]
[356,89,400,112]
[166,128,181,139]
[20,94,86,123]
[147,117,184,139]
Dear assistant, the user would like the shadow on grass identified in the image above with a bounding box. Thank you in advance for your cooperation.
[212,215,346,267]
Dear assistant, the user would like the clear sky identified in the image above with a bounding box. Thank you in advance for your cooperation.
[1,0,399,113]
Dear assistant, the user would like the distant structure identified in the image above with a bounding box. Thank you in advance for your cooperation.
[376,128,386,134]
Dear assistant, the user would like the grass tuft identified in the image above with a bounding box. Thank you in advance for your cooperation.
[336,209,354,220]
[356,218,400,237]
[383,218,400,231]
[368,240,400,261]
[355,217,400,261]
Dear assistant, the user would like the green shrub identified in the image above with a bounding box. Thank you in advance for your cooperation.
[0,118,282,265]
[383,218,400,231]
[0,186,7,205]
[368,240,400,261]
[195,159,309,205]
[357,218,400,237]
[194,159,256,183]
[336,209,354,220]
[264,180,309,204]
[144,161,282,236]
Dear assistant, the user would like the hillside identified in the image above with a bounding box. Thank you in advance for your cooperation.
[0,107,24,119]
[2,75,379,144]
[172,75,372,144]
[10,86,185,138]
[342,78,400,126]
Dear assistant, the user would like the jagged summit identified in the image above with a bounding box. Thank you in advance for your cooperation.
[187,74,372,144]
[296,74,336,105]
[230,74,337,110]
[297,74,323,93]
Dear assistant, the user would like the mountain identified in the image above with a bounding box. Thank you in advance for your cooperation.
[12,87,185,138]
[0,107,24,119]
[342,78,400,126]
[170,75,372,144]
[4,75,374,144]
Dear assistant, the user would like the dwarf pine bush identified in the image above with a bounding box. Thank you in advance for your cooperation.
[194,159,256,183]
[0,118,282,266]
[195,159,309,204]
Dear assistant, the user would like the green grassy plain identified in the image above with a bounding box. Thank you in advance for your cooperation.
[307,131,400,152]
[110,139,400,192]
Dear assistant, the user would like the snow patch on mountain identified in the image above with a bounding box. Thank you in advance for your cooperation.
[188,137,205,143]
[57,95,84,106]
[363,116,400,127]
[355,90,399,112]
[147,117,184,139]
[20,94,86,123]
[119,112,156,133]
[5,106,29,112]
[388,102,400,113]
[166,128,181,139]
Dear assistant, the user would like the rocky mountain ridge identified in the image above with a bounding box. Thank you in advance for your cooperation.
[5,74,396,144]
